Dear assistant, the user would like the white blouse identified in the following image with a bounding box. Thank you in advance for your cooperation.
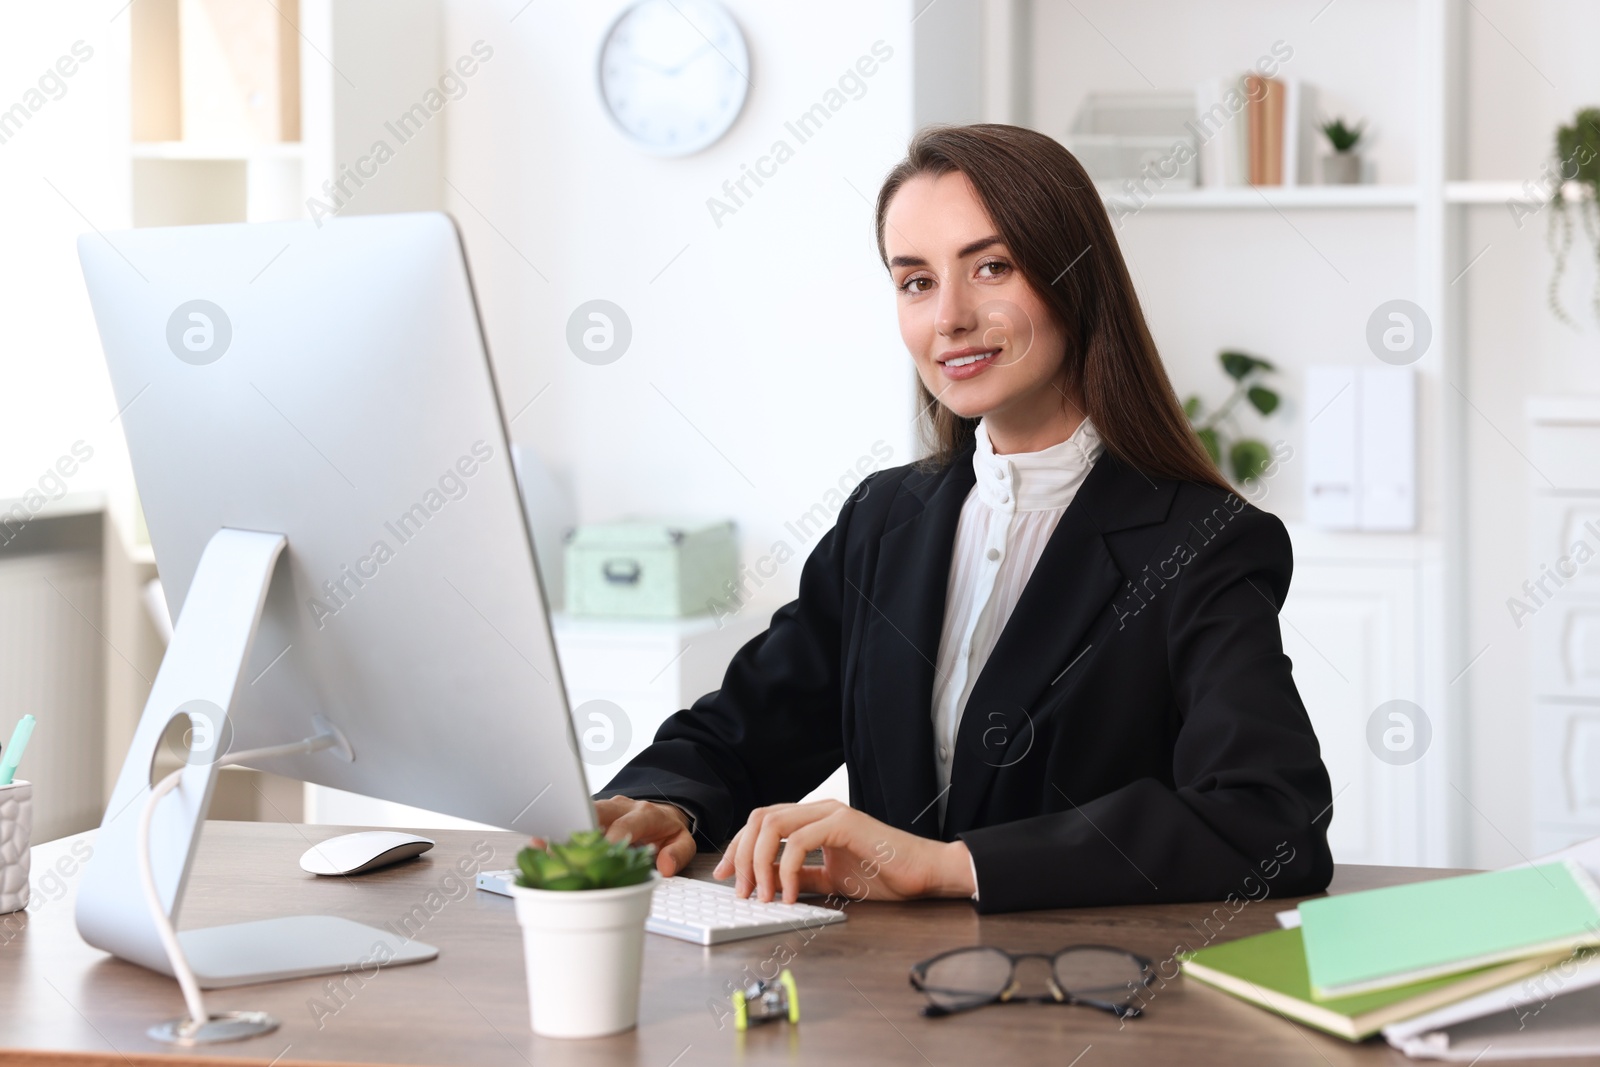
[930,415,1104,828]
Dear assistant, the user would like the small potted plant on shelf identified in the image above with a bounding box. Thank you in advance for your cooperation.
[1319,117,1366,185]
[510,830,658,1039]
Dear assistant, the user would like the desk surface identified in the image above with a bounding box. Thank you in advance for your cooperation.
[0,822,1530,1067]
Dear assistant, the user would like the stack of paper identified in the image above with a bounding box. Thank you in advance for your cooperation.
[1181,858,1600,1052]
[1180,928,1567,1041]
[1383,951,1600,1060]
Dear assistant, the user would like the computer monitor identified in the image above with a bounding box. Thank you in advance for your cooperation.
[73,212,595,987]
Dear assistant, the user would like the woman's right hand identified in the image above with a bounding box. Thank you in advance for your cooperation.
[594,795,697,877]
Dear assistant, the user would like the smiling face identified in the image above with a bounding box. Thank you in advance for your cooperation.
[884,170,1079,454]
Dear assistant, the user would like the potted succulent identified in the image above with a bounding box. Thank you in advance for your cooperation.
[1320,117,1366,185]
[510,830,658,1038]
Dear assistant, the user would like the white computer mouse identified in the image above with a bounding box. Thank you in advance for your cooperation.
[299,830,436,876]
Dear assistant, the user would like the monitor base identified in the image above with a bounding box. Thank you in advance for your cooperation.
[148,1010,279,1045]
[176,915,438,989]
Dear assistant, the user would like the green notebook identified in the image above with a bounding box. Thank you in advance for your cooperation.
[1180,927,1570,1041]
[1299,859,1600,999]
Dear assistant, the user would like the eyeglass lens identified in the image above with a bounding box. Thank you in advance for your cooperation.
[919,947,1014,1012]
[919,946,1147,1013]
[1052,947,1148,1005]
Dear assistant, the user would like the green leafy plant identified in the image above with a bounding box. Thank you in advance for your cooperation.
[1319,117,1365,154]
[1547,107,1600,325]
[514,830,656,891]
[1184,350,1281,485]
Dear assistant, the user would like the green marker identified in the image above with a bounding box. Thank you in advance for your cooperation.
[0,715,35,786]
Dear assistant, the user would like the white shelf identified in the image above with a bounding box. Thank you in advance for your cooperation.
[1100,184,1418,210]
[0,489,104,522]
[1445,180,1588,204]
[131,141,303,162]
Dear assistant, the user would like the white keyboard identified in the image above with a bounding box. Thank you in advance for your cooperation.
[475,870,847,946]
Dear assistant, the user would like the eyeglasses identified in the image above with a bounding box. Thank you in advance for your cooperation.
[909,944,1155,1019]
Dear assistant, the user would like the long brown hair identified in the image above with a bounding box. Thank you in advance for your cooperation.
[875,123,1229,493]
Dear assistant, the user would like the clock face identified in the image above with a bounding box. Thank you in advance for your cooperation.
[598,0,751,156]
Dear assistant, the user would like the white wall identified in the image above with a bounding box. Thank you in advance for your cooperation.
[0,3,133,505]
[441,1,929,611]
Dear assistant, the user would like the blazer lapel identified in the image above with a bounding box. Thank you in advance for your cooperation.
[940,452,1177,837]
[857,447,976,837]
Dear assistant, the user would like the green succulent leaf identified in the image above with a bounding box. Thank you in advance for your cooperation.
[1229,439,1272,484]
[517,848,543,885]
[552,840,607,870]
[514,830,657,891]
[588,855,630,884]
[1320,117,1366,153]
[1246,386,1280,416]
[1182,395,1202,420]
[611,866,654,888]
[539,873,592,892]
[1196,426,1221,467]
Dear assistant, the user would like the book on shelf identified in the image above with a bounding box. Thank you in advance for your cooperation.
[1246,74,1284,185]
[1282,79,1318,185]
[1193,77,1245,187]
[1195,74,1317,188]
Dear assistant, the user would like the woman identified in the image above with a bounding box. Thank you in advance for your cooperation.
[594,124,1334,914]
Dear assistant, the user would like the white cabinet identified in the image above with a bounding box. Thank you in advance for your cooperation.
[1527,399,1600,853]
[554,611,768,794]
[1281,525,1446,866]
[558,610,850,805]
[0,541,104,842]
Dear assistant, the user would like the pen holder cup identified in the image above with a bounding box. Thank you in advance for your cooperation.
[0,780,31,916]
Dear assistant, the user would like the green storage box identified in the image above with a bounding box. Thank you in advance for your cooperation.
[564,519,737,618]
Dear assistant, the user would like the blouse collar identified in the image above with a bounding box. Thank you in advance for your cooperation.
[972,416,1104,512]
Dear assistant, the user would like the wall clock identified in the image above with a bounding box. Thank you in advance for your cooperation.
[598,0,751,156]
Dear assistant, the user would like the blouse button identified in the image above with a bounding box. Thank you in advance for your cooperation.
[938,746,950,762]
[986,547,1001,562]
[992,467,1006,480]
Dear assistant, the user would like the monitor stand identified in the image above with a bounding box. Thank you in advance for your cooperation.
[75,528,438,989]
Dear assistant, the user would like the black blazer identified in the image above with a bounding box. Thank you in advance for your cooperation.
[598,442,1335,913]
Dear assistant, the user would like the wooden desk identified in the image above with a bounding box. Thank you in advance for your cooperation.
[0,822,1520,1066]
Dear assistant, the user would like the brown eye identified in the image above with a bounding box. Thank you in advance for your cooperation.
[900,276,932,294]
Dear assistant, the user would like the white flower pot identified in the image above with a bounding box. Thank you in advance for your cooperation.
[509,873,657,1038]
[0,780,32,916]
[1321,152,1362,185]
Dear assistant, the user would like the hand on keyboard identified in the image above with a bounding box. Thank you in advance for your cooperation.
[713,799,978,905]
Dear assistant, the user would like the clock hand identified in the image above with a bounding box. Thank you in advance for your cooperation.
[659,42,715,76]
[621,42,718,78]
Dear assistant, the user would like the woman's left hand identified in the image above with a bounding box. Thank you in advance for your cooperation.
[711,799,977,904]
